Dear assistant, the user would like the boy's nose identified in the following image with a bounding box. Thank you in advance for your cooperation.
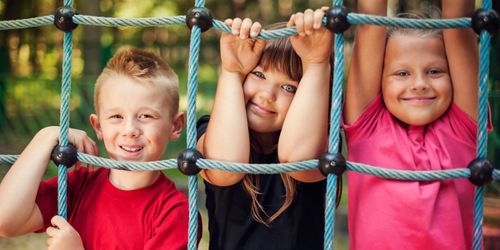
[122,119,141,137]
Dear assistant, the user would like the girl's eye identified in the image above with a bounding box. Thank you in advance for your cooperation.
[427,69,441,75]
[251,71,265,79]
[139,114,154,119]
[397,71,409,77]
[281,84,297,94]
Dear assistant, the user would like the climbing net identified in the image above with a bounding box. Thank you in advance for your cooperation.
[1,0,499,249]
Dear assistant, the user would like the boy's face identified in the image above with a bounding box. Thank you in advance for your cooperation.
[243,65,299,133]
[90,75,184,162]
[382,35,452,126]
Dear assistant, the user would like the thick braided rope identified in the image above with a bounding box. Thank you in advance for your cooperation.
[0,3,497,250]
[185,0,206,248]
[0,15,54,30]
[72,15,185,27]
[324,0,344,249]
[347,13,470,29]
[55,0,75,220]
[472,0,493,249]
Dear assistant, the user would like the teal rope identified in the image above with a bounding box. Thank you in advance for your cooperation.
[72,15,185,27]
[56,0,74,221]
[0,15,54,30]
[185,0,206,248]
[347,13,470,29]
[472,0,492,248]
[0,2,496,249]
[324,1,345,248]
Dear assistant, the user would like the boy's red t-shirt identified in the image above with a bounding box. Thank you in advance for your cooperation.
[36,167,192,250]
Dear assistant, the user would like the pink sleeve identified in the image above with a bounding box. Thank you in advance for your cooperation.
[342,94,387,142]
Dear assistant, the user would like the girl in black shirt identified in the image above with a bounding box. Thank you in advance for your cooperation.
[196,7,333,250]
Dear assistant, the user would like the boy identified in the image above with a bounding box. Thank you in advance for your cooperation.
[0,47,191,249]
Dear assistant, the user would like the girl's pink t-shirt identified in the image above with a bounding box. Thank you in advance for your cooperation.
[343,95,488,250]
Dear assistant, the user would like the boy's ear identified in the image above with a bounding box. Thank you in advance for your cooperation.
[169,112,185,141]
[89,114,103,140]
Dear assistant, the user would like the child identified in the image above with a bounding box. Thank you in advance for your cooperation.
[344,0,487,249]
[0,48,192,249]
[196,8,332,250]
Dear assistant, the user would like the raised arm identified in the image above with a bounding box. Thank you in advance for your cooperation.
[278,8,332,182]
[0,127,97,236]
[442,0,478,121]
[196,18,266,186]
[344,0,387,125]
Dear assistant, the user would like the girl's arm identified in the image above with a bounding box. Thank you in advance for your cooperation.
[278,8,332,183]
[0,127,97,236]
[197,18,266,186]
[344,0,387,125]
[442,0,478,121]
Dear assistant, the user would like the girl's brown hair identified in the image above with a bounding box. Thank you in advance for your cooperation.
[242,23,302,225]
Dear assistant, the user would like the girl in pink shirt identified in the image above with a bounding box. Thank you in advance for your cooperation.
[343,0,484,249]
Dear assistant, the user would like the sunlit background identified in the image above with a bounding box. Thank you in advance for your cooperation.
[0,0,499,249]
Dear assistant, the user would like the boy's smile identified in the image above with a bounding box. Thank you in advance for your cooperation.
[382,35,452,126]
[90,74,183,162]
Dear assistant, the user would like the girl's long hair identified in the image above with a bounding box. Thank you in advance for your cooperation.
[242,23,302,225]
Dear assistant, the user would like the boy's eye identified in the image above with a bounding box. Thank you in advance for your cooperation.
[281,84,297,94]
[251,71,265,79]
[110,114,122,119]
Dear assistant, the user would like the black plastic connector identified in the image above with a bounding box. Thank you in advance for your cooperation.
[177,149,203,176]
[54,6,78,32]
[51,143,78,168]
[325,6,351,34]
[185,7,213,32]
[319,152,346,177]
[471,8,499,35]
[467,158,494,186]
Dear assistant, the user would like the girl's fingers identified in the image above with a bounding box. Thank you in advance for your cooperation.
[231,18,242,36]
[287,14,295,28]
[240,18,253,39]
[314,8,325,29]
[250,22,261,39]
[294,12,305,36]
[224,18,233,26]
[304,9,314,35]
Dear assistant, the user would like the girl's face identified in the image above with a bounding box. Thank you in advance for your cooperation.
[382,34,452,126]
[243,65,299,133]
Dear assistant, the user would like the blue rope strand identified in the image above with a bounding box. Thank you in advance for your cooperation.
[186,0,204,246]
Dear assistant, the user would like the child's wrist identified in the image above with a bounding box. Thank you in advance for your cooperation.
[302,61,330,73]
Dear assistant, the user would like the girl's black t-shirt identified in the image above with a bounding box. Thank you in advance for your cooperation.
[197,115,326,250]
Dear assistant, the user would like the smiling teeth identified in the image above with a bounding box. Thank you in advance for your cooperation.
[120,146,143,152]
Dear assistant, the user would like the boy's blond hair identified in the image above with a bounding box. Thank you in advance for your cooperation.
[94,47,179,116]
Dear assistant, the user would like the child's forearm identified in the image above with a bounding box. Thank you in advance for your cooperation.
[0,127,57,236]
[279,62,329,161]
[442,0,478,121]
[344,0,387,125]
[199,70,248,186]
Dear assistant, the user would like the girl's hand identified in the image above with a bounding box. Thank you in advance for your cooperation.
[46,216,84,250]
[288,7,333,67]
[220,18,267,76]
